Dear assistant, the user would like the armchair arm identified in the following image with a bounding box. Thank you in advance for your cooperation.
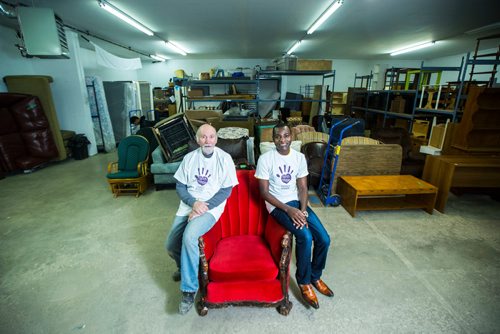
[198,221,222,263]
[137,160,149,176]
[107,161,118,173]
[264,216,291,267]
[198,221,222,297]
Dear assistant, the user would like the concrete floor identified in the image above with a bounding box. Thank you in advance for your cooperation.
[0,152,499,334]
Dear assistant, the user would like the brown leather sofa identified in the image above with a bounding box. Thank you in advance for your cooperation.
[0,93,59,173]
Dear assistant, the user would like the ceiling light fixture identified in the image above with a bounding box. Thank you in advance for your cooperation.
[390,41,436,56]
[150,54,167,61]
[98,0,154,36]
[286,40,302,55]
[307,0,343,35]
[165,41,187,56]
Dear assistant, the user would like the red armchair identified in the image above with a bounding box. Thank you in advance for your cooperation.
[197,169,293,316]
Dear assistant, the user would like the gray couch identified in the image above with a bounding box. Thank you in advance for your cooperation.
[150,136,251,190]
[150,146,182,189]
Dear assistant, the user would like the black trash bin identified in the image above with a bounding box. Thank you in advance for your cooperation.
[69,134,91,160]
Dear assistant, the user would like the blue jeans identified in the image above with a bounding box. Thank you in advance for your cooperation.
[270,200,330,285]
[165,213,216,293]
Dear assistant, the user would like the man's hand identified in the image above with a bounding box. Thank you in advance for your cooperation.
[188,211,200,221]
[192,200,209,216]
[287,207,308,229]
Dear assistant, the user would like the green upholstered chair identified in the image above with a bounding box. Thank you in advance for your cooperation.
[107,135,150,197]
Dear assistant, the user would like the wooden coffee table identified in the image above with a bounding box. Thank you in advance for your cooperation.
[337,175,437,217]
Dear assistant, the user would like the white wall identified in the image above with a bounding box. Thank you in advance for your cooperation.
[0,25,35,92]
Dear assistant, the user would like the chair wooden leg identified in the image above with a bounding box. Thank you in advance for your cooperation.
[197,301,208,316]
[277,300,292,316]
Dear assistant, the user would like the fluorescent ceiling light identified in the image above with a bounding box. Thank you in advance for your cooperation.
[98,0,154,36]
[390,41,436,56]
[287,40,302,55]
[150,54,167,61]
[166,41,188,56]
[307,0,343,35]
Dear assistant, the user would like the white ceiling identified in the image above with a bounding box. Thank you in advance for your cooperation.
[1,0,500,61]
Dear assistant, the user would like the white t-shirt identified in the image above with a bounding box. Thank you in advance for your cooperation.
[174,147,238,220]
[255,147,308,213]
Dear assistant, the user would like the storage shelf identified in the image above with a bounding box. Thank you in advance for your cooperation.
[258,70,332,76]
[188,79,258,85]
[414,108,456,115]
[183,71,335,119]
[350,59,465,130]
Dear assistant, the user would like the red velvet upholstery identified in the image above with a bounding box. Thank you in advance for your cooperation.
[198,169,293,316]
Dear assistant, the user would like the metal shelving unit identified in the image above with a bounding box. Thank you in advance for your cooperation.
[184,78,259,106]
[350,59,465,131]
[257,70,336,122]
[181,70,336,122]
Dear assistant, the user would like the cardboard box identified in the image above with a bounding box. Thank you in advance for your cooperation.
[259,127,274,142]
[185,110,222,128]
[296,59,332,71]
[187,89,204,97]
[275,56,297,70]
[185,110,255,136]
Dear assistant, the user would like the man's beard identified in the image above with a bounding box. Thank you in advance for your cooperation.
[201,145,215,156]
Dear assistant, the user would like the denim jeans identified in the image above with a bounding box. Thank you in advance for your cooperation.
[270,200,330,285]
[165,213,216,293]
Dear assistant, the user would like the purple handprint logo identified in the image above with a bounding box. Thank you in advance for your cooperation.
[276,164,293,184]
[195,167,211,186]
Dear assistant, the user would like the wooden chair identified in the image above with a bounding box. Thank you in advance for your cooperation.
[106,135,149,197]
[197,169,293,316]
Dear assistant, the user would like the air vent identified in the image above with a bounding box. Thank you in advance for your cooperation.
[17,7,69,59]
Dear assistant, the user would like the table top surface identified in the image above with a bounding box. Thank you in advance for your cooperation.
[340,175,437,193]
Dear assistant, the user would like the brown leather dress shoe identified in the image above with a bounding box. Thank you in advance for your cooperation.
[312,279,334,297]
[299,284,319,309]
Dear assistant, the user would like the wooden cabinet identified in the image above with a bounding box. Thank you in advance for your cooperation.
[331,91,347,115]
[452,86,500,152]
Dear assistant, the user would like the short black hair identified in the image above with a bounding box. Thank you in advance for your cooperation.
[130,116,140,124]
[272,121,290,137]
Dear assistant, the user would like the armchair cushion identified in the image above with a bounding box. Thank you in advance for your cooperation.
[107,170,139,179]
[208,235,279,282]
